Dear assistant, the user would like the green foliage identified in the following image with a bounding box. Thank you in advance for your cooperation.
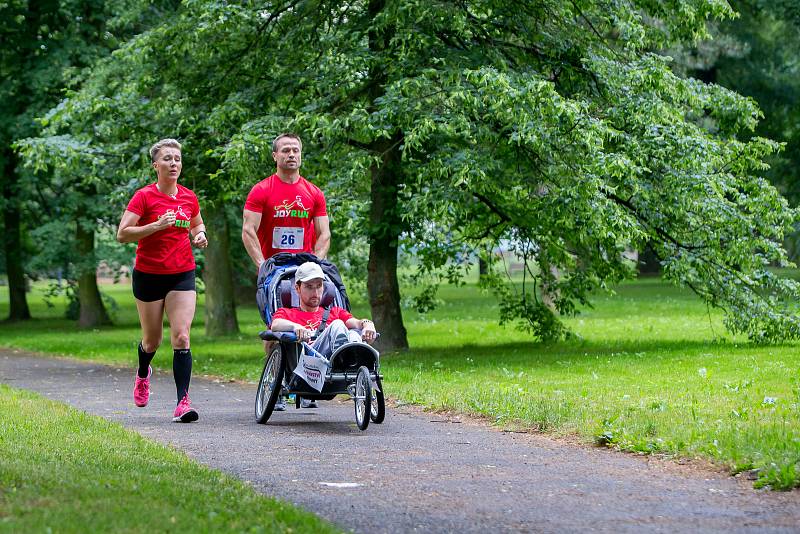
[3,1,178,286]
[1,0,122,140]
[279,0,800,342]
[19,0,800,342]
[41,279,80,320]
[40,278,118,321]
[668,1,800,250]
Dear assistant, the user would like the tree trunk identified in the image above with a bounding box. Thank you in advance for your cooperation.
[75,219,111,327]
[2,149,31,321]
[203,202,239,336]
[540,262,560,311]
[478,257,488,278]
[638,246,662,276]
[364,1,408,352]
[367,134,408,352]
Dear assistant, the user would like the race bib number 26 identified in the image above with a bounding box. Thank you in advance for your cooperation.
[272,227,304,250]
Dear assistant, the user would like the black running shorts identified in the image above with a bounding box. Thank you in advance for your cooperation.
[132,269,196,302]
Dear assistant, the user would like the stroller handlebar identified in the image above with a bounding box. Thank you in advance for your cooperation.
[258,330,379,342]
[258,330,319,343]
[258,330,296,342]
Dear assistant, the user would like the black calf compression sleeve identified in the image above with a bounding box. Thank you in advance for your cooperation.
[138,343,156,378]
[173,348,193,403]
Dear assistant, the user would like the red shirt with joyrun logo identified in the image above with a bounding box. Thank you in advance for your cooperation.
[126,183,200,274]
[244,174,327,260]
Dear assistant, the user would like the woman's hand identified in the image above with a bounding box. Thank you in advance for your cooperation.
[193,230,208,248]
[156,210,176,230]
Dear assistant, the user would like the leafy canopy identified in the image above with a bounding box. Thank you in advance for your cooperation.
[22,0,800,342]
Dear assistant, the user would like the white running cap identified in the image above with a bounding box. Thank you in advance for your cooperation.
[294,262,324,284]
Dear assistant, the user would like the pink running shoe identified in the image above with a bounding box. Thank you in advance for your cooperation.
[133,366,152,407]
[173,394,199,423]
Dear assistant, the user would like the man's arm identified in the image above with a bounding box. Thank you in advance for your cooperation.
[242,209,265,268]
[313,215,331,259]
[271,318,302,332]
[272,318,314,342]
[345,317,376,344]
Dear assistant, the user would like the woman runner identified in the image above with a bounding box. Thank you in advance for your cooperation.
[117,138,208,422]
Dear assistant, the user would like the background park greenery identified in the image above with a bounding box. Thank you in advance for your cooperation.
[4,0,800,349]
[2,276,799,491]
[2,0,800,520]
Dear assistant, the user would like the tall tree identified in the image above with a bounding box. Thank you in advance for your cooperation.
[19,0,240,335]
[3,0,168,325]
[28,0,800,347]
[75,191,111,327]
[0,0,55,321]
[218,0,800,345]
[0,149,29,320]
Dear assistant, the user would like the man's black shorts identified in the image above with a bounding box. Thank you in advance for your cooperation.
[132,269,196,302]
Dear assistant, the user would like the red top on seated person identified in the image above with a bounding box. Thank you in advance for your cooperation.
[271,262,376,348]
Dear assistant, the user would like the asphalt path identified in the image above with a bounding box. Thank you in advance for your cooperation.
[2,349,799,533]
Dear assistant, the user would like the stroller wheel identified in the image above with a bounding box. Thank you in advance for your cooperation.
[354,366,371,430]
[255,344,286,424]
[370,375,385,424]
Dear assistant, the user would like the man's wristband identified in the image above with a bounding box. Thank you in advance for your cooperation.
[195,230,207,239]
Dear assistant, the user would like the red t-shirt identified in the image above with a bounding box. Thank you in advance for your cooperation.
[126,183,200,274]
[271,306,353,331]
[244,174,327,259]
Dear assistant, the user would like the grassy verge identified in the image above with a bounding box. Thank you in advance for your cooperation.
[1,279,799,490]
[0,383,339,533]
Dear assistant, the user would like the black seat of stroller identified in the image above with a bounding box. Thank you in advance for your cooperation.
[278,279,337,309]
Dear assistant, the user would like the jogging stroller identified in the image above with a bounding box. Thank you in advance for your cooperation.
[254,253,385,430]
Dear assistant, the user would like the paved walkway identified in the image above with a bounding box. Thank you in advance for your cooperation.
[1,349,799,533]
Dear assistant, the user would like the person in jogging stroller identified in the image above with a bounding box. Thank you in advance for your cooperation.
[270,261,377,409]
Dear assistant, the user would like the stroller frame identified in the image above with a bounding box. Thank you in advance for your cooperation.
[253,256,385,430]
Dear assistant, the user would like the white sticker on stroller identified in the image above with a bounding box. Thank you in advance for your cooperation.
[293,350,329,392]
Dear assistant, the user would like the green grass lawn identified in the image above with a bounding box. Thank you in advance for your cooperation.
[0,384,339,533]
[1,278,799,490]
